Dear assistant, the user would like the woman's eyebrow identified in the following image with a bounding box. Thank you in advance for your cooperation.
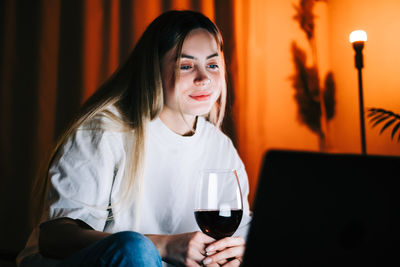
[179,52,219,60]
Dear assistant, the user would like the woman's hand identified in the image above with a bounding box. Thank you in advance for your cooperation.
[202,236,246,266]
[146,231,216,267]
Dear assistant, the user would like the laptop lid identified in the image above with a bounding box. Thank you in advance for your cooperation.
[242,149,400,266]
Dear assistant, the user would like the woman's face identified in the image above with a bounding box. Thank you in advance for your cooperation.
[160,28,223,120]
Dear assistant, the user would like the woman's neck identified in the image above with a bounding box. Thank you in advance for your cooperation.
[159,108,197,136]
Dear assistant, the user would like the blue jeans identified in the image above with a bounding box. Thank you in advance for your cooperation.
[57,231,162,267]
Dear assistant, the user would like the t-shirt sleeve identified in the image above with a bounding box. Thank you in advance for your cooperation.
[45,128,124,231]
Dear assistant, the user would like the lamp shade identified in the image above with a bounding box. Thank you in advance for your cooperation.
[349,30,367,43]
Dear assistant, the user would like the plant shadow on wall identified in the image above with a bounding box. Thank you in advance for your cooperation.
[367,108,400,142]
[291,0,336,151]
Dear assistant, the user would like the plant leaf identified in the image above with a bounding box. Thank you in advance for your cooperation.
[367,108,395,118]
[291,42,321,134]
[367,107,400,142]
[392,122,400,140]
[367,110,379,117]
[293,0,316,40]
[324,71,335,121]
[380,118,397,134]
[368,113,386,123]
[372,115,390,127]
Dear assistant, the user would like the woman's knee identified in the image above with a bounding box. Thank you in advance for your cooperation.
[112,231,157,254]
[103,231,161,266]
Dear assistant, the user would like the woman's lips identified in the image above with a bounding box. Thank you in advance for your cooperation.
[189,93,211,101]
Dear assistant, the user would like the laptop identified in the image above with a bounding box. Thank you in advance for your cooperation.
[242,149,400,266]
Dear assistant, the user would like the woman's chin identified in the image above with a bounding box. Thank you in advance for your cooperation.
[182,102,214,117]
[187,107,214,117]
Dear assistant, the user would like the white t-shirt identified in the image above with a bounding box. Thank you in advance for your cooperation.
[18,111,251,267]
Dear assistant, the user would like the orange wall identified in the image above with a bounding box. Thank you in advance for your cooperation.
[234,0,327,205]
[233,0,400,206]
[328,0,400,155]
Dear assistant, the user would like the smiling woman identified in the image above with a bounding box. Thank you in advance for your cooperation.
[17,10,251,267]
[160,28,225,136]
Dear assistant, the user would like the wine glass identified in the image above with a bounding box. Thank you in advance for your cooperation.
[194,169,243,240]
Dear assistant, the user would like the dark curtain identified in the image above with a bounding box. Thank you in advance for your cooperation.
[0,0,237,253]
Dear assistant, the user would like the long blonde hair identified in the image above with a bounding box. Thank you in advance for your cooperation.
[32,10,227,225]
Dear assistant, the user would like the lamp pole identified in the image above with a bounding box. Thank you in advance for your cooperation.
[350,30,367,155]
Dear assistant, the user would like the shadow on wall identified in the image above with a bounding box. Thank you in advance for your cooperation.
[367,108,400,142]
[291,0,336,152]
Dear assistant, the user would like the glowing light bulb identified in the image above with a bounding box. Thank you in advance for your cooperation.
[349,30,367,43]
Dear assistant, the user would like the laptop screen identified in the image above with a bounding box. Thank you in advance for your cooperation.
[242,150,400,266]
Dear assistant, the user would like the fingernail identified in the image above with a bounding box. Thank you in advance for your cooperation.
[206,245,215,252]
[203,258,212,264]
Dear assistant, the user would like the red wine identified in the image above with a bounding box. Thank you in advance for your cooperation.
[194,209,243,240]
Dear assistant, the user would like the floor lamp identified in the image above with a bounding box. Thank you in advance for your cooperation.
[350,30,368,155]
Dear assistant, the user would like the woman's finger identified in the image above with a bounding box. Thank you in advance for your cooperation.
[204,263,220,267]
[203,246,245,265]
[164,231,215,265]
[186,243,206,263]
[221,258,242,267]
[195,231,216,244]
[216,258,228,265]
[185,259,202,267]
[187,232,217,262]
[205,249,217,257]
[206,236,245,253]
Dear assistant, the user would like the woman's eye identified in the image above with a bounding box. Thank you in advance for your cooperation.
[208,64,219,69]
[180,65,192,70]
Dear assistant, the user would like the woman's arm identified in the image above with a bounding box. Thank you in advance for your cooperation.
[39,219,214,266]
[38,217,111,259]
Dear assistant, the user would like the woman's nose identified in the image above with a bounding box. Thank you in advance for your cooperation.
[194,70,211,87]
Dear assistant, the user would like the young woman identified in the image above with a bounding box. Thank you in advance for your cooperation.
[18,10,251,267]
